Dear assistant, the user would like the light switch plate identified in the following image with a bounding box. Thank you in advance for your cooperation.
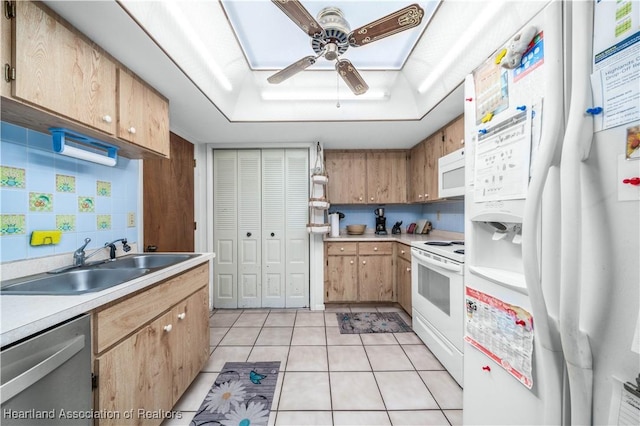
[127,212,136,227]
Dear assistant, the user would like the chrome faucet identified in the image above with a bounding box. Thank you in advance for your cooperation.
[73,238,92,266]
[72,237,131,266]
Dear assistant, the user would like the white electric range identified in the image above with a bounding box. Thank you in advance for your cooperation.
[410,239,465,386]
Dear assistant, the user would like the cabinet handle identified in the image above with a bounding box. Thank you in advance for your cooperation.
[102,115,112,123]
[128,126,137,134]
[425,193,429,198]
[178,313,186,320]
[340,247,344,251]
[418,194,423,199]
[374,247,378,251]
[401,250,405,254]
[407,267,411,272]
[362,260,367,265]
[358,196,363,201]
[350,260,354,264]
[370,197,374,201]
[461,139,465,145]
[163,324,173,333]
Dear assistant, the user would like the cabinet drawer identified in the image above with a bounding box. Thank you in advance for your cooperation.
[358,242,393,255]
[326,242,357,256]
[93,262,209,354]
[397,243,411,261]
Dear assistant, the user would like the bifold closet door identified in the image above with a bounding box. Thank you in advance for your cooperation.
[213,150,238,309]
[237,150,262,308]
[284,149,310,307]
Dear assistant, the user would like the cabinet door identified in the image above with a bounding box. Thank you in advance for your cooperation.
[396,257,412,316]
[358,254,393,301]
[13,1,116,134]
[172,287,210,402]
[442,115,465,156]
[118,69,170,157]
[325,151,366,204]
[95,311,173,426]
[424,134,442,201]
[366,151,407,204]
[325,255,358,302]
[409,141,427,202]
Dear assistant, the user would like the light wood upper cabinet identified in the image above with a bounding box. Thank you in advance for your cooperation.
[118,69,170,157]
[325,150,367,204]
[409,140,427,202]
[12,0,117,134]
[325,150,408,204]
[366,151,407,204]
[442,115,465,156]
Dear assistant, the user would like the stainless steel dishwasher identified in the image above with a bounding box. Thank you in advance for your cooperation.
[1,314,92,425]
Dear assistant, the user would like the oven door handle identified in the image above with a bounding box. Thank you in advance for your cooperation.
[412,250,462,273]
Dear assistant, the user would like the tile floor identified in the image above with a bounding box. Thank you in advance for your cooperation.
[164,304,463,426]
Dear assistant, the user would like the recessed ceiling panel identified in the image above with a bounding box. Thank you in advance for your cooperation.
[221,0,439,71]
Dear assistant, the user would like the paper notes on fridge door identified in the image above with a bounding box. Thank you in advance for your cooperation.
[608,376,640,426]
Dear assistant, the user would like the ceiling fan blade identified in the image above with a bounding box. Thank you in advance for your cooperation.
[348,3,424,47]
[267,56,317,84]
[271,0,324,39]
[336,59,369,95]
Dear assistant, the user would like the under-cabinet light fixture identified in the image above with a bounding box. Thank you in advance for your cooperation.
[50,128,118,167]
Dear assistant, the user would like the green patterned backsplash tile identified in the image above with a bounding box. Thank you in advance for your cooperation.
[56,174,76,192]
[97,180,111,197]
[78,196,95,213]
[1,166,26,188]
[29,192,53,212]
[97,214,111,230]
[1,214,26,236]
[56,215,76,232]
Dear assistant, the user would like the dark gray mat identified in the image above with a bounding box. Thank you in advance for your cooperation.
[337,312,412,334]
[190,361,280,426]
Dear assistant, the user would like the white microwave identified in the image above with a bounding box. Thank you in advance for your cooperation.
[438,148,465,198]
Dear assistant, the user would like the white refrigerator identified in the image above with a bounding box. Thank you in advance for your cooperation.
[462,1,640,424]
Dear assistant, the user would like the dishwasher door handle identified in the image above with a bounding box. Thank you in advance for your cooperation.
[1,335,85,404]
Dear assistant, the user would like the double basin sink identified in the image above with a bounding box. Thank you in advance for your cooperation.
[0,253,199,295]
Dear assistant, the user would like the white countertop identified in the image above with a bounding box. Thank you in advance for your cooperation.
[324,230,464,245]
[0,253,215,347]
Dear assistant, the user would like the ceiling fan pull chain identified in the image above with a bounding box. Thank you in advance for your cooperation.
[336,71,341,109]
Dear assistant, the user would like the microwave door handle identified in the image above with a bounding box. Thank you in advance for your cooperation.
[412,251,462,273]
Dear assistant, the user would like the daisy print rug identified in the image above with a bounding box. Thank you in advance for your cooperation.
[190,361,280,426]
[337,312,412,334]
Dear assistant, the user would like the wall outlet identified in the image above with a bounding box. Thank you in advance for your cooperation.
[127,212,136,227]
[437,211,441,221]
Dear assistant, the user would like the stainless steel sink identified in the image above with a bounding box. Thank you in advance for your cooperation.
[1,268,151,295]
[100,253,199,270]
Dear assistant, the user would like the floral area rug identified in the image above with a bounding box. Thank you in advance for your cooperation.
[190,361,280,426]
[337,312,412,334]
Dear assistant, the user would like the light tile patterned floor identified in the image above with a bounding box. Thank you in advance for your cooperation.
[163,304,463,426]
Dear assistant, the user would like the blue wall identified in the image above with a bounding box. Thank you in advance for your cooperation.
[0,121,140,262]
[330,200,464,233]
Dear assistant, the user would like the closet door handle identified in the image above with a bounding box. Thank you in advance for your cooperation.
[270,232,275,237]
[246,232,252,237]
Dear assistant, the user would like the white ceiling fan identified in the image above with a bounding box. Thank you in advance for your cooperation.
[267,0,425,95]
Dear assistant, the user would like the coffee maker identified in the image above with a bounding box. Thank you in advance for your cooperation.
[374,208,387,235]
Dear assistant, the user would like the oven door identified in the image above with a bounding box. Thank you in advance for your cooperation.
[411,248,464,351]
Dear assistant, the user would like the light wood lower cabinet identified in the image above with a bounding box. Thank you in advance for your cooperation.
[396,243,412,316]
[93,263,210,426]
[324,242,393,302]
